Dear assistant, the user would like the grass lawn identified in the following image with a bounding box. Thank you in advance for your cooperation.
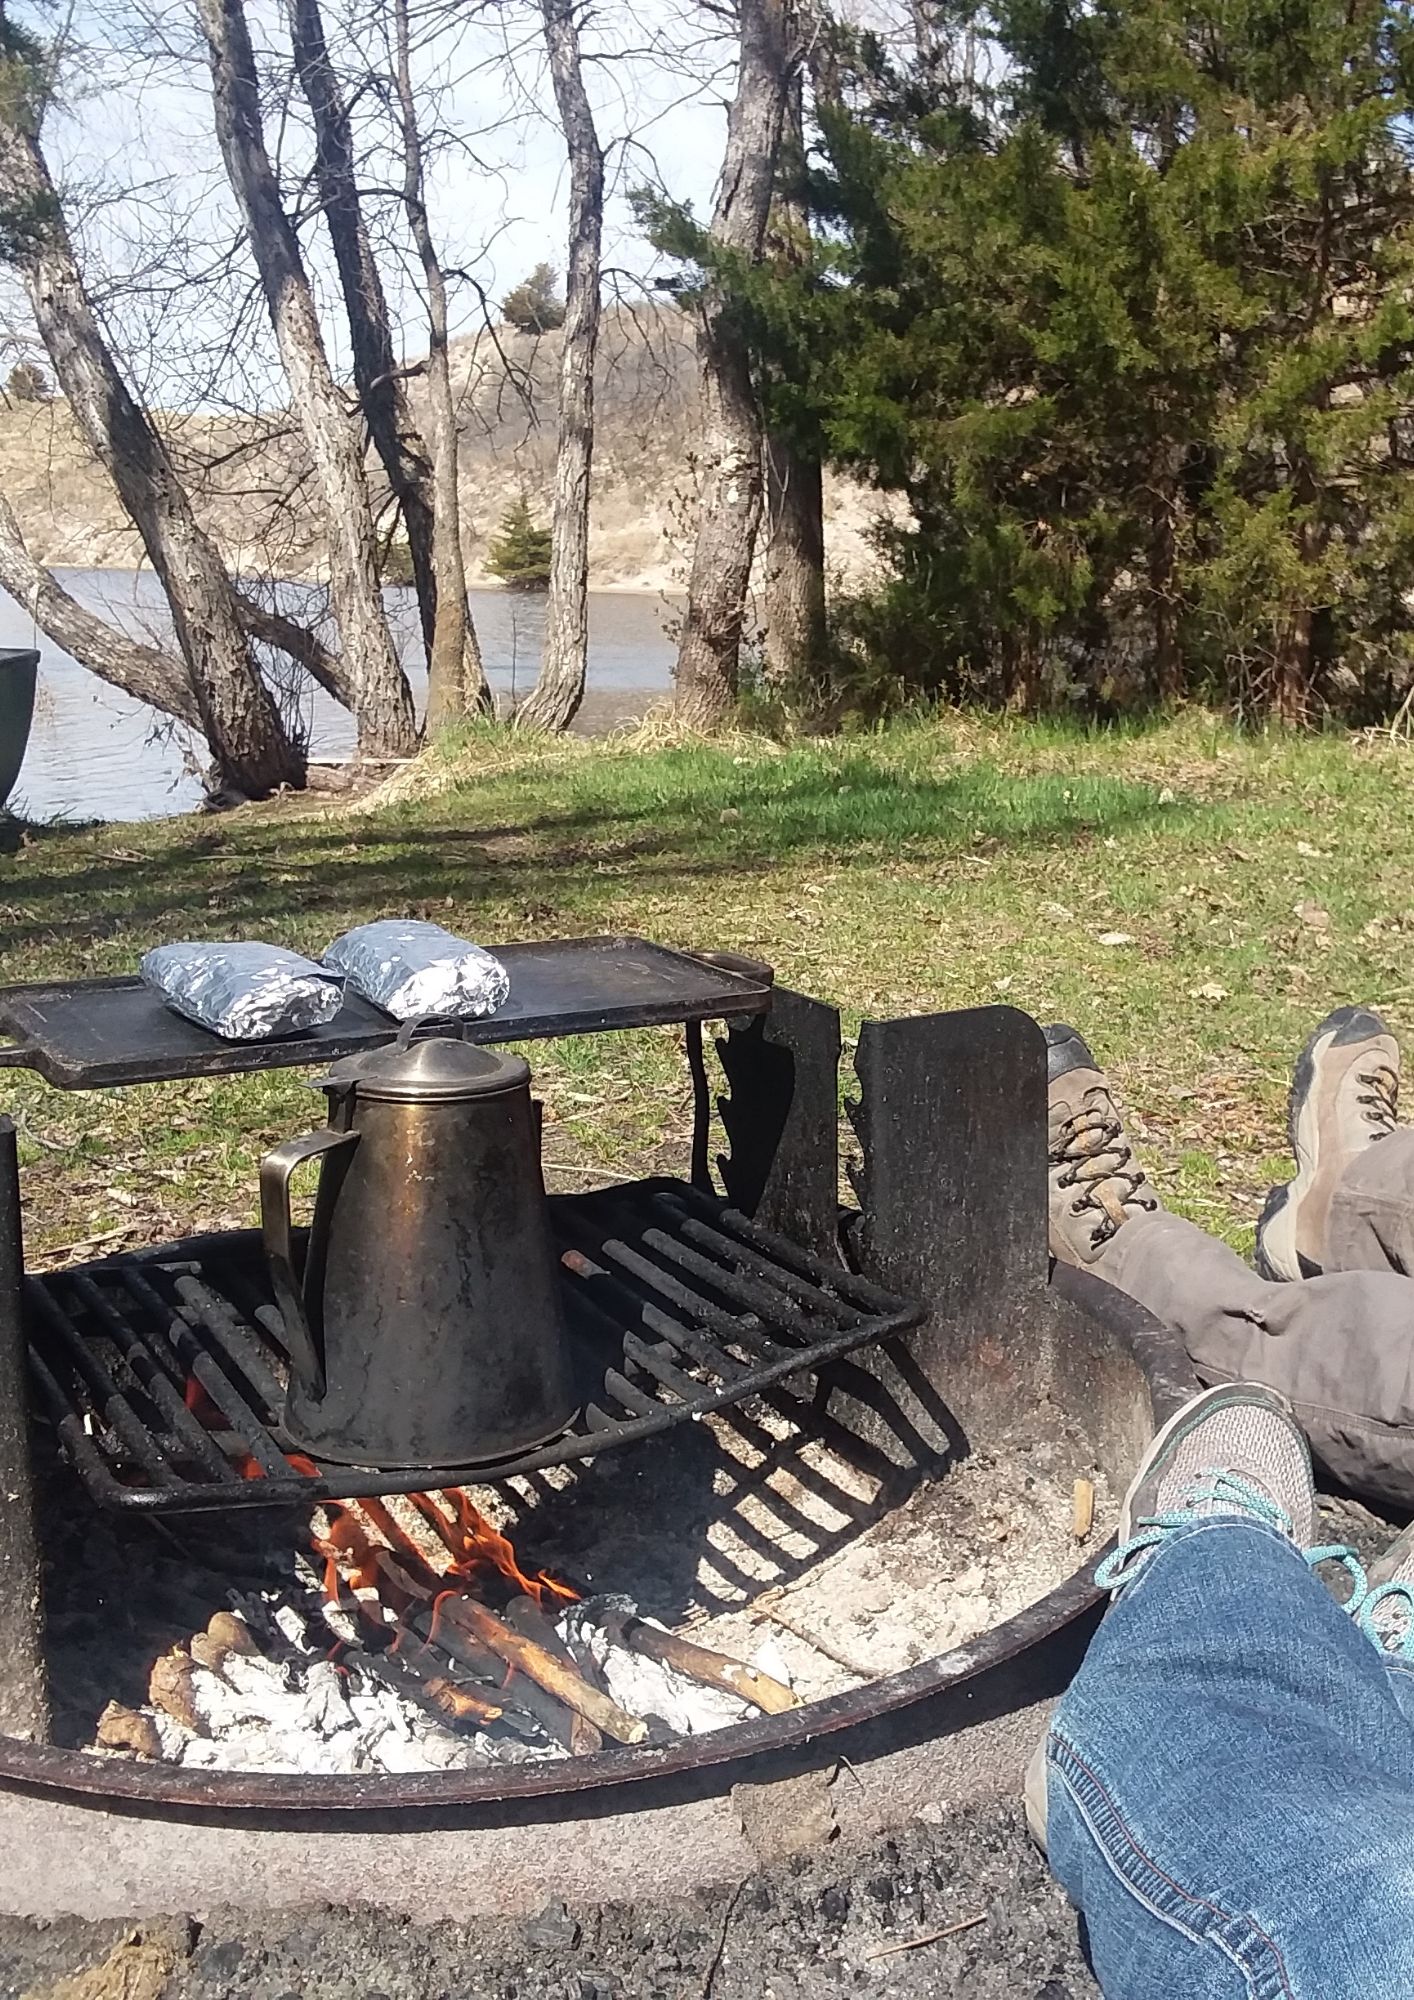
[3,709,1412,1265]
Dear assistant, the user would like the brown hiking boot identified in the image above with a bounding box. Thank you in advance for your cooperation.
[1045,1024,1159,1266]
[1255,1006,1400,1282]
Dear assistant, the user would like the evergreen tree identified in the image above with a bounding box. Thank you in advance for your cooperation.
[501,263,567,334]
[486,495,554,591]
[759,0,1414,722]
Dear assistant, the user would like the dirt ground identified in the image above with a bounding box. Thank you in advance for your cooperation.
[0,1798,1095,2000]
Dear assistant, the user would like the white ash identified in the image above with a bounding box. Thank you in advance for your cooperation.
[560,1603,768,1737]
[88,1585,568,1776]
[165,1655,482,1776]
[688,1440,1114,1702]
[87,1580,798,1775]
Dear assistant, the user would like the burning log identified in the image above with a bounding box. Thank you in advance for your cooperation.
[361,1650,506,1731]
[439,1597,647,1746]
[596,1606,801,1716]
[423,1677,505,1728]
[503,1595,605,1755]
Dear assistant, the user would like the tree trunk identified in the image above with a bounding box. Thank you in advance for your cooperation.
[1147,437,1183,703]
[764,435,826,687]
[0,116,302,795]
[392,0,489,727]
[762,77,825,692]
[675,0,795,728]
[1270,464,1325,725]
[516,0,603,735]
[287,0,442,661]
[197,0,417,757]
[0,497,200,727]
[232,592,355,708]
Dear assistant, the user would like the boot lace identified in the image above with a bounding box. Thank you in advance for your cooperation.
[1050,1092,1158,1249]
[1357,1062,1399,1138]
[1095,1469,1368,1600]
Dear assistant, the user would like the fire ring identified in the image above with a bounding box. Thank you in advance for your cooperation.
[0,1262,1192,1819]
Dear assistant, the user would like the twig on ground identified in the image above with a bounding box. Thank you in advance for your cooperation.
[33,1224,143,1266]
[865,1912,987,1960]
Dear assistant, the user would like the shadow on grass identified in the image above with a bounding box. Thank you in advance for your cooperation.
[1,748,1203,961]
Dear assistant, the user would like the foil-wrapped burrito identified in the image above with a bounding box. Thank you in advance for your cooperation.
[323,920,510,1022]
[140,942,345,1041]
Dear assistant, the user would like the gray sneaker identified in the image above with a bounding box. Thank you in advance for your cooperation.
[1356,1521,1414,1658]
[1045,1023,1159,1266]
[1025,1382,1314,1854]
[1256,1006,1400,1281]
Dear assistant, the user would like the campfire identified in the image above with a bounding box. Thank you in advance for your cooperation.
[0,954,1176,1859]
[91,1465,802,1777]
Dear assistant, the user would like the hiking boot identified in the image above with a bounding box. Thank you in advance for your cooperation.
[1255,1006,1400,1282]
[1045,1023,1159,1266]
[1025,1382,1315,1853]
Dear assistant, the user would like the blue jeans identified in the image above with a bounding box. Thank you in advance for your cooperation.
[1043,1519,1414,1997]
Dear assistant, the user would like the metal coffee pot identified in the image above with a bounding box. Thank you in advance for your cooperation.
[259,1030,578,1469]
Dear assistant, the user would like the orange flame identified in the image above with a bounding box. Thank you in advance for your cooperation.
[181,1388,577,1616]
[439,1489,578,1611]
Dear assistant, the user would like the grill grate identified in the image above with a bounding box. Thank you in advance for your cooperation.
[25,1178,922,1513]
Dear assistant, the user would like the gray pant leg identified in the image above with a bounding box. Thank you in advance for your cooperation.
[1327,1128,1414,1275]
[1098,1212,1414,1506]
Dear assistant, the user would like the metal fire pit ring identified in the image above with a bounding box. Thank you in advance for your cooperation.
[0,1262,1193,1822]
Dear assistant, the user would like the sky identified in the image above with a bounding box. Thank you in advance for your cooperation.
[17,0,735,408]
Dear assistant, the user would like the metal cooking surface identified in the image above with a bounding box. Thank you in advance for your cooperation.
[25,1179,922,1512]
[0,938,774,1089]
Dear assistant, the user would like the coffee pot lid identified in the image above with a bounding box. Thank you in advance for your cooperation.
[320,1032,531,1103]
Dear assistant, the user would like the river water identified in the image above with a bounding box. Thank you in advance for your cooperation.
[1,570,679,823]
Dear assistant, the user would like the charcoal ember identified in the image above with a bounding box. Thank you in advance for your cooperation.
[140,942,343,1041]
[323,919,510,1021]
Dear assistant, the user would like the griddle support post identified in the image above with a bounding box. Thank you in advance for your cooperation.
[0,1115,48,1740]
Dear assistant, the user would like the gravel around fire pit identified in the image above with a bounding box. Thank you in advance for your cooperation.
[0,1798,1098,1999]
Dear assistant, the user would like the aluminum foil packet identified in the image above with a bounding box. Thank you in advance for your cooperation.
[323,920,510,1023]
[140,942,345,1041]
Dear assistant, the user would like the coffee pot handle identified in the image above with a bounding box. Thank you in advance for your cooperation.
[259,1128,360,1399]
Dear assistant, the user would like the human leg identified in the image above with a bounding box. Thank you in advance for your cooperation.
[1034,1385,1414,2000]
[1100,1211,1414,1506]
[1045,1023,1414,1505]
[1255,1005,1404,1279]
[1323,1127,1414,1277]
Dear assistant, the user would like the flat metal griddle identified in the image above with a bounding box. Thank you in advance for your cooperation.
[25,1179,922,1512]
[0,937,772,1089]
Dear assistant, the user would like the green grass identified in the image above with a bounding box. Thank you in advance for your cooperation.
[4,709,1413,1261]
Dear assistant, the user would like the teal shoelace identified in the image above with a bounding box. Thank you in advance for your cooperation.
[1357,1580,1414,1659]
[1094,1468,1369,1608]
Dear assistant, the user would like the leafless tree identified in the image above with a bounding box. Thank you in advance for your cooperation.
[390,0,491,725]
[515,0,604,733]
[674,0,796,727]
[195,0,418,756]
[287,0,440,655]
[0,24,305,795]
[0,496,202,727]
